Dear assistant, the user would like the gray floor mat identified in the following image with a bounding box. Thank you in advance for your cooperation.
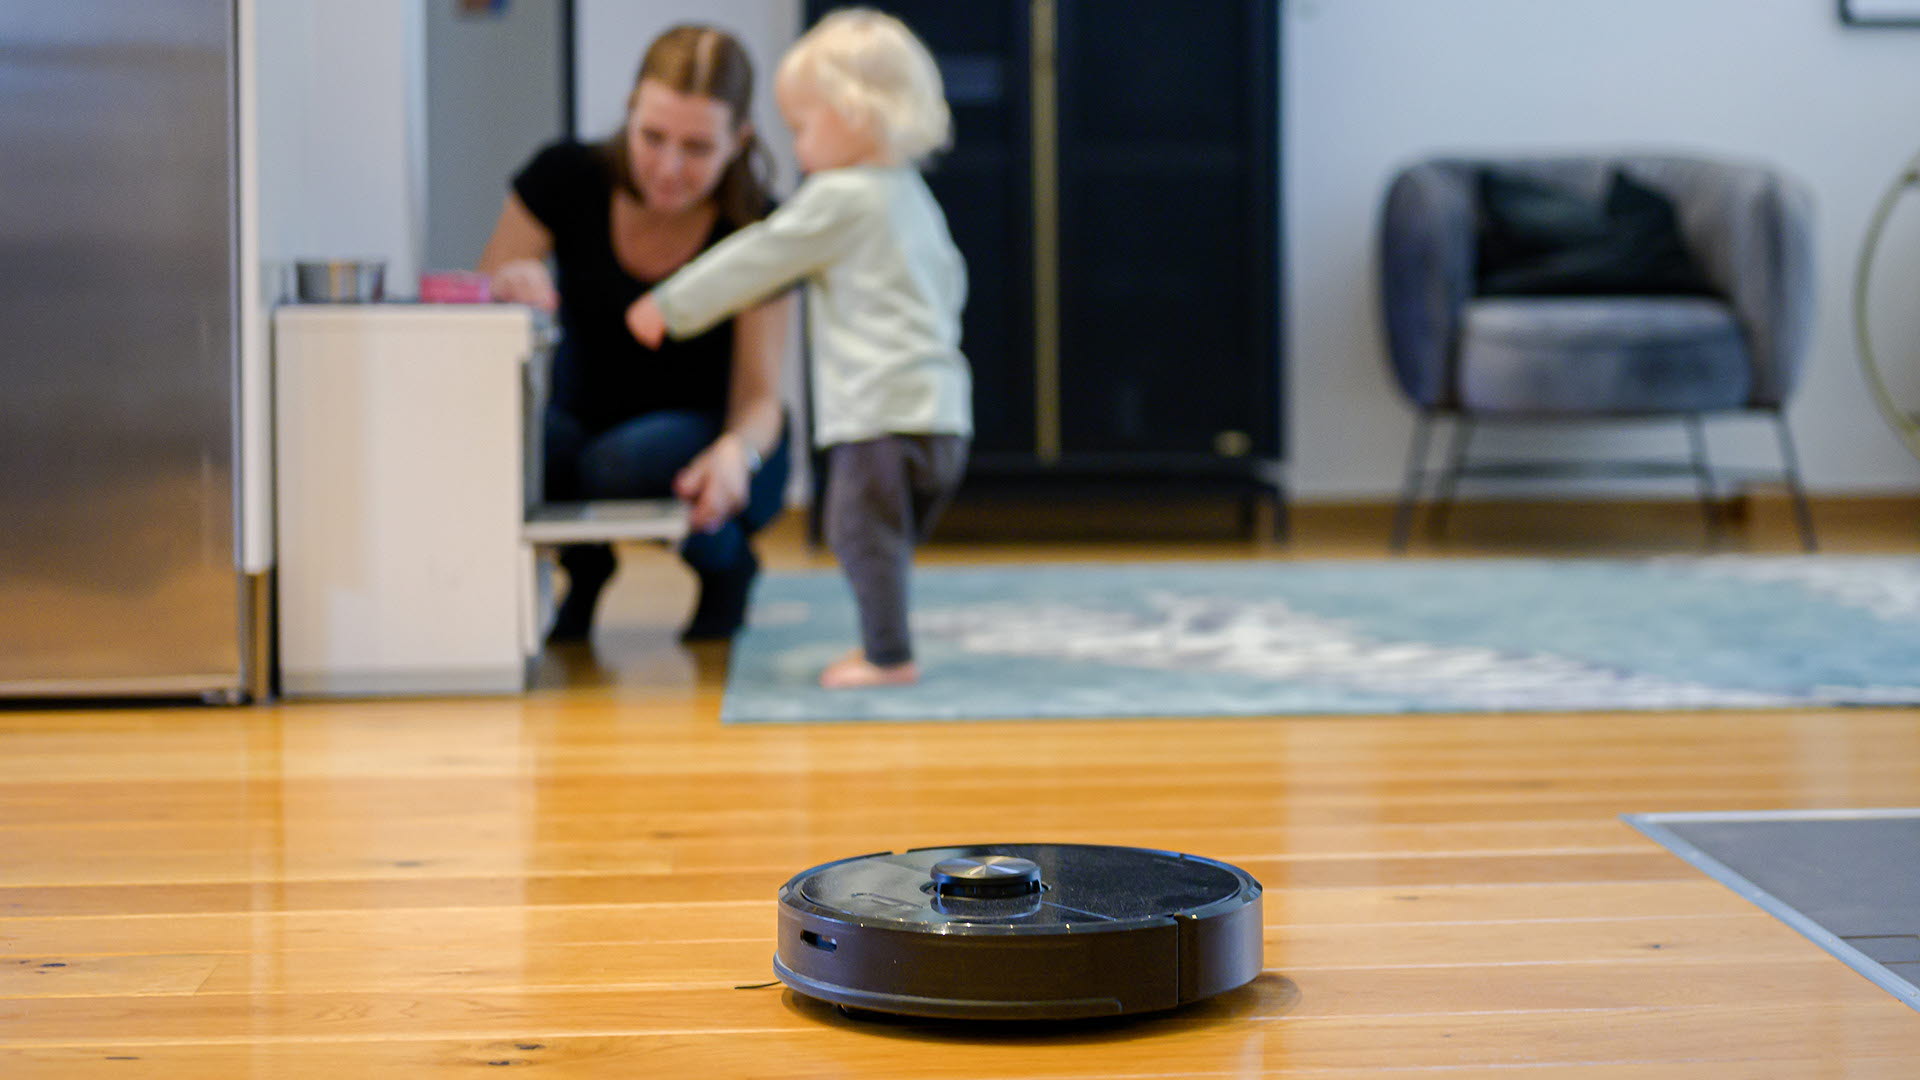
[1625,809,1920,1011]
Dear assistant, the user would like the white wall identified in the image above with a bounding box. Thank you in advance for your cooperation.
[255,0,425,296]
[424,0,566,271]
[1287,0,1920,497]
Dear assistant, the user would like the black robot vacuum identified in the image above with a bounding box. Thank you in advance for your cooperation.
[773,843,1264,1020]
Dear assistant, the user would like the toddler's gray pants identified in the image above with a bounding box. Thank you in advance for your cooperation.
[823,433,970,666]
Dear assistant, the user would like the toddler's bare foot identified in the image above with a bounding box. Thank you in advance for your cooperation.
[819,649,919,689]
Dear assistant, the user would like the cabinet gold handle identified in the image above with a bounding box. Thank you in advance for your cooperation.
[1031,0,1061,463]
[1214,430,1252,457]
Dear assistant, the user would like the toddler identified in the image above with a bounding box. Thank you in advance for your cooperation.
[629,8,969,689]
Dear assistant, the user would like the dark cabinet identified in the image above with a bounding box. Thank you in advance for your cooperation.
[804,0,1284,532]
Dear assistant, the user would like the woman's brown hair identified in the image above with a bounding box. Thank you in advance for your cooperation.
[604,24,772,228]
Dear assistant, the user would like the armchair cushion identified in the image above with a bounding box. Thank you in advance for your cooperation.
[1457,296,1751,414]
[1478,169,1715,297]
[1379,154,1812,411]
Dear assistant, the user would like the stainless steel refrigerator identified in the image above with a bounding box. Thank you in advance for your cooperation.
[0,3,266,700]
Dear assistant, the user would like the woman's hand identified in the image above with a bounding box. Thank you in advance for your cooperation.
[673,432,755,533]
[487,258,559,313]
[627,294,667,349]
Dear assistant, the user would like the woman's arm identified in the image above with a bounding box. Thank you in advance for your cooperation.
[477,193,559,313]
[673,292,793,531]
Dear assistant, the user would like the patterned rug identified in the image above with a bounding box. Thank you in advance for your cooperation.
[721,557,1920,724]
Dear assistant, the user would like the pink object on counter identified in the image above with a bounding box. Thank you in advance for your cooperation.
[418,271,494,304]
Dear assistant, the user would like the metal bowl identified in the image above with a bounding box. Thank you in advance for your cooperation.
[293,259,386,303]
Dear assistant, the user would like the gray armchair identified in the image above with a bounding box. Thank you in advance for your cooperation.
[1378,154,1817,550]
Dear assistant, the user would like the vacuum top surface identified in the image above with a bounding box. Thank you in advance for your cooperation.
[782,843,1261,935]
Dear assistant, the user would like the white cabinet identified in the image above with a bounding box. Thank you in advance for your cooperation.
[274,305,534,695]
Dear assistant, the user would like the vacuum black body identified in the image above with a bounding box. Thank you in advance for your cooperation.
[773,843,1264,1021]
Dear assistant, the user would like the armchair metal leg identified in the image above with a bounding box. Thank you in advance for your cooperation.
[1684,415,1721,548]
[1428,416,1475,541]
[1390,411,1435,553]
[1771,410,1818,553]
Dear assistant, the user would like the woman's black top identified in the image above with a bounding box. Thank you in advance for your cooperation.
[513,140,743,431]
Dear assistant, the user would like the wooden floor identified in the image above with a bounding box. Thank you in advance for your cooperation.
[5,500,1920,1077]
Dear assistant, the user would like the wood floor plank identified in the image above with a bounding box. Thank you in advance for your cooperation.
[0,955,219,998]
[0,850,1713,919]
[0,915,1827,998]
[2,710,1916,783]
[4,1000,1919,1075]
[0,880,1755,957]
[4,773,1914,838]
[0,819,1671,886]
[13,1046,1918,1080]
[1,969,1912,1044]
[0,815,1651,859]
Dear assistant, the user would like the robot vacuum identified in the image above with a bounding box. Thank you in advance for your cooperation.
[773,843,1264,1021]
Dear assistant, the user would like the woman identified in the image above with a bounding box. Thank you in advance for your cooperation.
[480,25,792,643]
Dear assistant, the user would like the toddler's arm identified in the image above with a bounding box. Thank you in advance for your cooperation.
[649,172,870,340]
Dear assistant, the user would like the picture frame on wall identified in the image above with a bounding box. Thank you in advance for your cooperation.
[1842,0,1920,25]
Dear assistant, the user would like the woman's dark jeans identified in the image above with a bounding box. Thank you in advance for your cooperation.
[543,405,790,615]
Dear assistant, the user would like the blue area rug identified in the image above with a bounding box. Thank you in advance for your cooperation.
[721,557,1920,724]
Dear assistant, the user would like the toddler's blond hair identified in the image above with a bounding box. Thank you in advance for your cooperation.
[778,8,951,165]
